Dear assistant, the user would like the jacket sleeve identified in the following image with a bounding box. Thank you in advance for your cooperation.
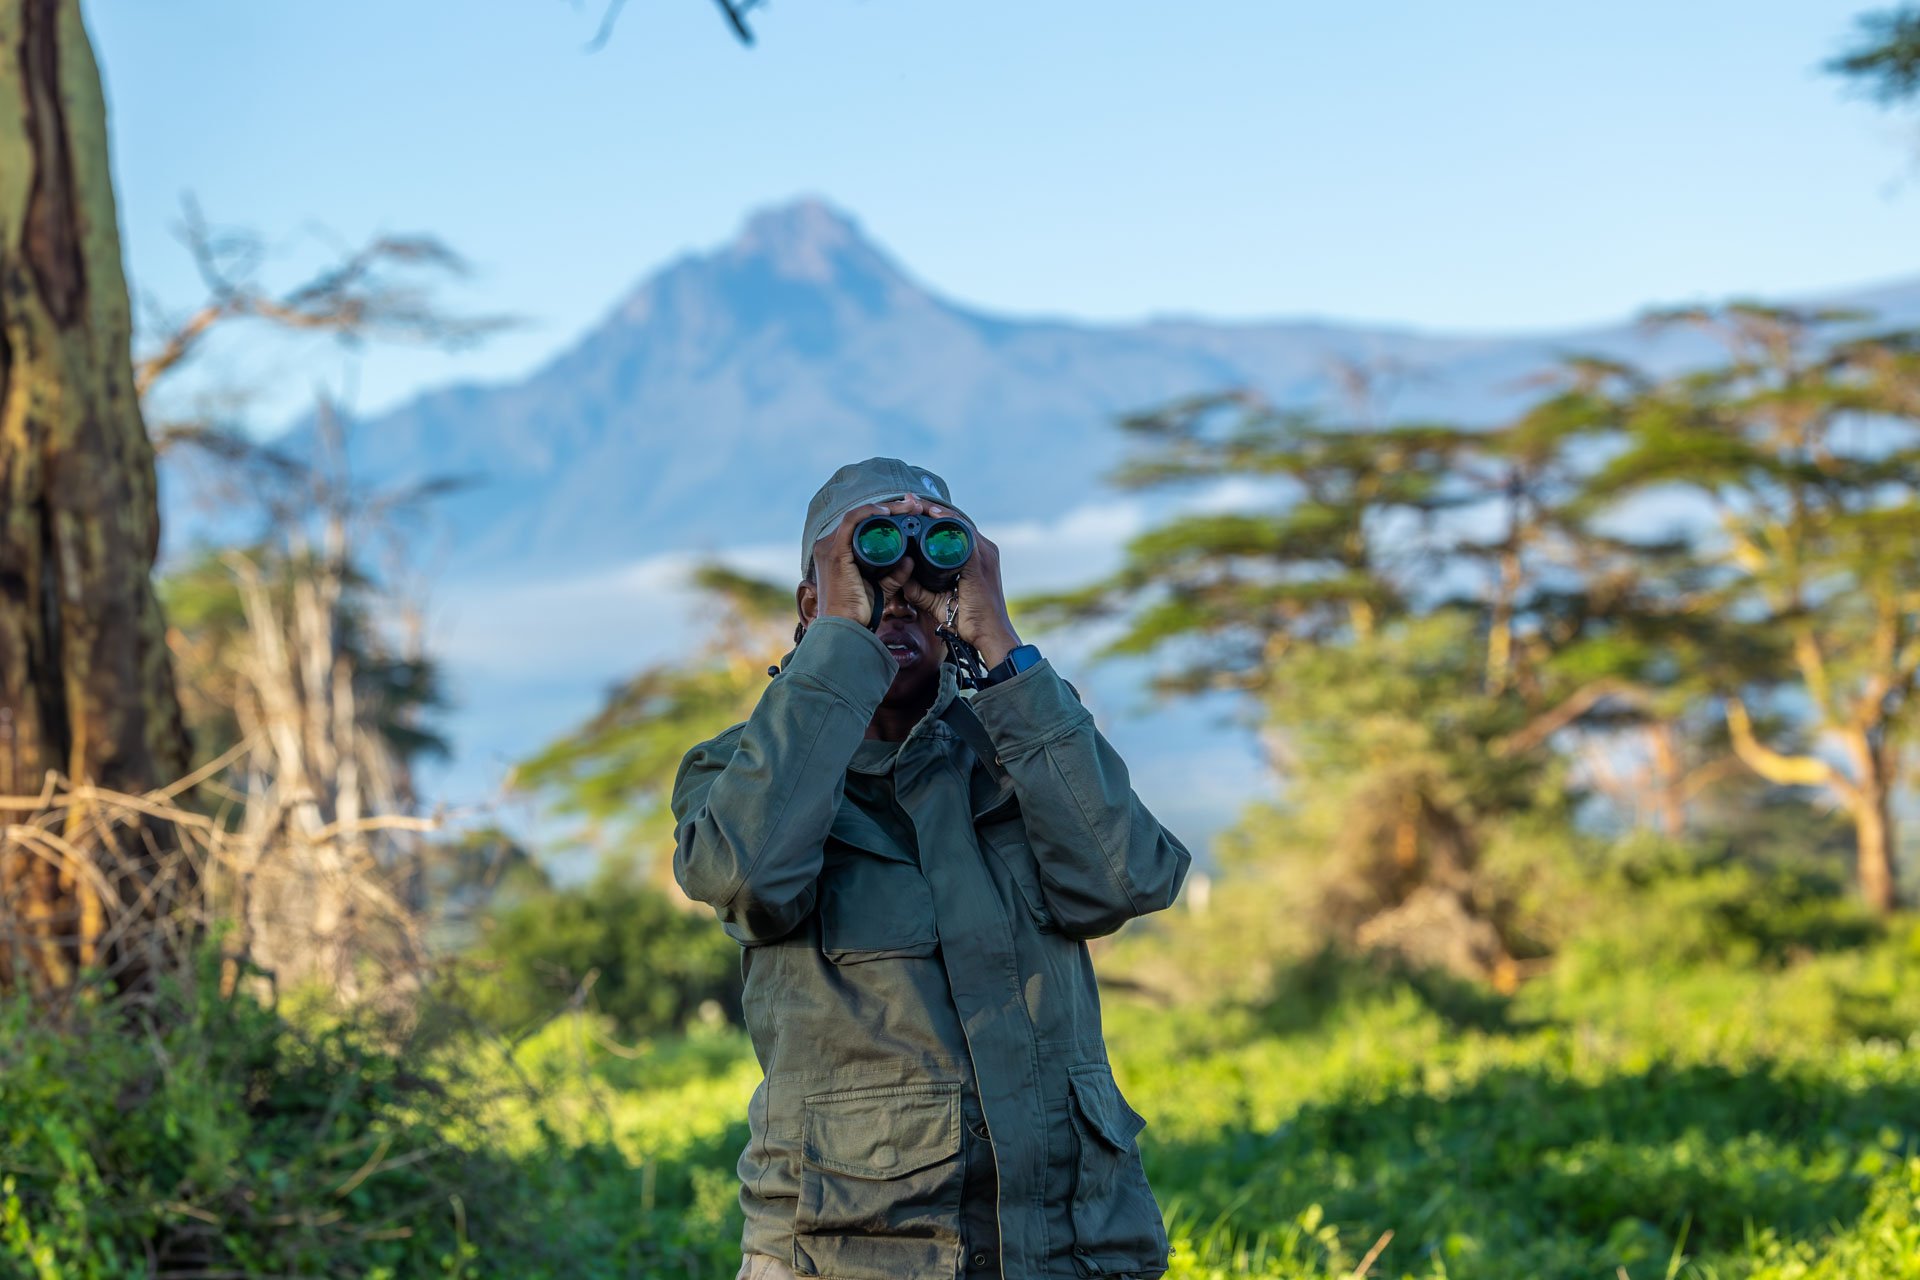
[670,615,895,945]
[968,658,1192,939]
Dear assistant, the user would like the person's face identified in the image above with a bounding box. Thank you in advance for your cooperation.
[870,576,948,707]
[796,570,948,707]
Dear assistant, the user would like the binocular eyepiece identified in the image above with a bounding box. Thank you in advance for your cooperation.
[852,512,975,592]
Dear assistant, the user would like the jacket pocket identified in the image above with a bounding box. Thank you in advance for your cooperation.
[793,1083,964,1280]
[818,843,940,963]
[1065,1064,1169,1277]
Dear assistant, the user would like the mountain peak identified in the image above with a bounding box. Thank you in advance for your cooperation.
[726,197,886,283]
[613,196,922,331]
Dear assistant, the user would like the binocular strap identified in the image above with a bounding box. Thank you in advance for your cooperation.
[938,695,1010,789]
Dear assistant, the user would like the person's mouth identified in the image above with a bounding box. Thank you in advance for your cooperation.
[881,636,920,667]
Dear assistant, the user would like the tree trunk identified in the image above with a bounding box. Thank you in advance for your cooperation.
[1646,721,1687,839]
[0,0,189,991]
[1840,727,1898,915]
[1855,770,1898,916]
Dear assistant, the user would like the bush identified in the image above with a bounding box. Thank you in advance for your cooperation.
[457,862,742,1039]
[1555,836,1881,986]
[0,956,486,1277]
[0,952,746,1280]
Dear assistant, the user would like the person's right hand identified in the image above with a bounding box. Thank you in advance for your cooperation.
[813,496,930,626]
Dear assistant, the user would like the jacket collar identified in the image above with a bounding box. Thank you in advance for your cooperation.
[846,659,962,775]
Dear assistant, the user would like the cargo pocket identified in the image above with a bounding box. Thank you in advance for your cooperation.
[1066,1065,1169,1277]
[793,1083,964,1280]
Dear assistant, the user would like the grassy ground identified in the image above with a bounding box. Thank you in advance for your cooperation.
[484,916,1920,1280]
[6,902,1919,1277]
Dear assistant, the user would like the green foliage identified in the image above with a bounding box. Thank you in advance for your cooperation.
[1831,5,1920,107]
[457,861,742,1038]
[1209,612,1587,977]
[1539,842,1881,1012]
[0,951,755,1279]
[0,959,486,1277]
[1100,886,1920,1280]
[9,859,1920,1279]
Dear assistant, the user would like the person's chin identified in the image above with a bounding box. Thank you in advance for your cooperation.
[883,658,938,699]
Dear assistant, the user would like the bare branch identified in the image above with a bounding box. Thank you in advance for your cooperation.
[1723,697,1850,799]
[581,0,762,51]
[136,197,518,403]
[1497,677,1640,758]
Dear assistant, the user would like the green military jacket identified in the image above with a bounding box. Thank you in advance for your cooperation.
[671,615,1192,1280]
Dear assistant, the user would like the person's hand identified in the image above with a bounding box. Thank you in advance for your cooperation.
[901,507,1023,669]
[812,496,930,626]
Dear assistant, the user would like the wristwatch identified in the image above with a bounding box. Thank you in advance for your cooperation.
[979,644,1043,688]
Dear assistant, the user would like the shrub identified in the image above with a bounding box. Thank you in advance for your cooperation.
[0,951,746,1279]
[457,862,742,1038]
[1555,836,1881,986]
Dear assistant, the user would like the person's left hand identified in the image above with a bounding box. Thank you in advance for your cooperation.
[901,507,1023,669]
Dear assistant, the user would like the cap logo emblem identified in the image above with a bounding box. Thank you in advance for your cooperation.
[919,473,938,493]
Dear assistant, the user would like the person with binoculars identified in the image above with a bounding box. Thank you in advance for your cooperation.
[671,457,1191,1280]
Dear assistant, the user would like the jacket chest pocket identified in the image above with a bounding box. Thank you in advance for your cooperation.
[818,821,939,963]
[793,1083,964,1280]
[1065,1064,1169,1277]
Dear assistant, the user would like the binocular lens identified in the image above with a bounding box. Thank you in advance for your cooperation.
[921,521,971,569]
[850,512,975,592]
[853,521,907,566]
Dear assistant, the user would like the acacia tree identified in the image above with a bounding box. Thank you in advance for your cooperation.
[1018,371,1777,974]
[1590,306,1920,913]
[1018,394,1613,980]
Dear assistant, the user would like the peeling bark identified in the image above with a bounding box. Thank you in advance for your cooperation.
[0,0,190,992]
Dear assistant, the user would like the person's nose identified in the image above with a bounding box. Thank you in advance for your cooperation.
[881,559,918,618]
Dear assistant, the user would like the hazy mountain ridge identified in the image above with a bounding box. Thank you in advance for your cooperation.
[257,197,1920,580]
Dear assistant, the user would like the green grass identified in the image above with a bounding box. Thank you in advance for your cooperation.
[7,915,1920,1277]
[401,918,1920,1279]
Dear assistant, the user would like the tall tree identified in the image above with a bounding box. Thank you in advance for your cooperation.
[1022,391,1472,695]
[1020,394,1622,980]
[0,0,189,992]
[1589,305,1920,913]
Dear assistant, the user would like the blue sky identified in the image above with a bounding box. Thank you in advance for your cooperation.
[91,0,1920,429]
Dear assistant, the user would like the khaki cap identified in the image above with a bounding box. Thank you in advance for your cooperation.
[800,457,969,580]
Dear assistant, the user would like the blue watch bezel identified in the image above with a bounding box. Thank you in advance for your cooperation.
[985,644,1042,686]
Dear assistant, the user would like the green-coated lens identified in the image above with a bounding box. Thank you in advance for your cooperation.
[922,522,972,569]
[853,520,905,565]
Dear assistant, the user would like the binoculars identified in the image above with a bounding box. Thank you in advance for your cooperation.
[852,512,975,592]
